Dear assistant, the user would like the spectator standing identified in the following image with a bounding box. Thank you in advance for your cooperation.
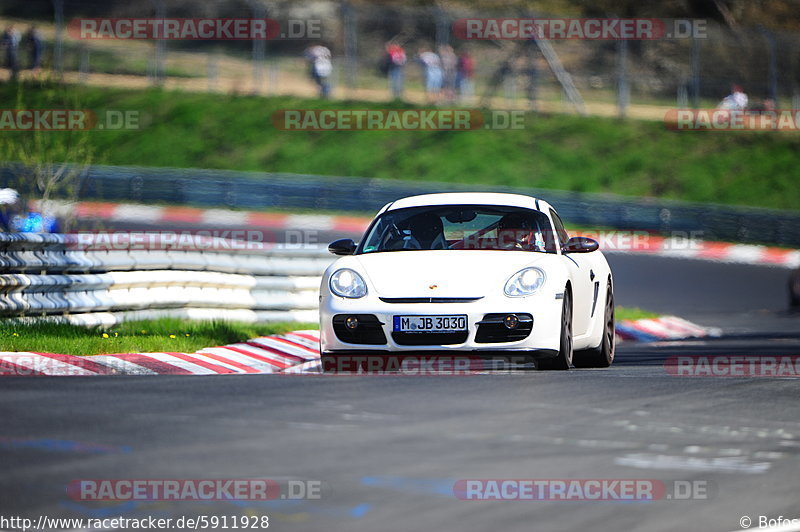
[719,84,748,110]
[438,44,457,103]
[750,98,776,114]
[24,26,43,77]
[456,50,475,101]
[2,25,21,80]
[383,42,407,100]
[417,48,443,103]
[304,44,332,98]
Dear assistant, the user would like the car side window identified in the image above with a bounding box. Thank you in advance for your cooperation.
[549,209,569,249]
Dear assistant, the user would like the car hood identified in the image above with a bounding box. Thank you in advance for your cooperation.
[352,250,553,298]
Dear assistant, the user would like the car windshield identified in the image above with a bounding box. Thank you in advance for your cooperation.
[358,204,558,254]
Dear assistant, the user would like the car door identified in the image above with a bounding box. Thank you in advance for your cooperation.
[550,209,594,337]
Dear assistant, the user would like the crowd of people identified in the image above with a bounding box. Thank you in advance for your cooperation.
[301,41,783,114]
[382,42,475,103]
[304,40,475,103]
[718,84,779,114]
[2,25,769,112]
[2,24,43,80]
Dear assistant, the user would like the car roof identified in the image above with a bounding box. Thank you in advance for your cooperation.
[385,192,552,213]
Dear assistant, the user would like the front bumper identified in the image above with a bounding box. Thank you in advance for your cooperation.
[320,293,563,354]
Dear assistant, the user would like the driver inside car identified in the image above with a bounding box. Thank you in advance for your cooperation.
[497,212,547,251]
[388,212,449,250]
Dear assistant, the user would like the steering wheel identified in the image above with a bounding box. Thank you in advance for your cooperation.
[382,223,412,250]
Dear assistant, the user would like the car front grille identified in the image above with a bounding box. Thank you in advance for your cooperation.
[391,331,469,346]
[379,297,483,304]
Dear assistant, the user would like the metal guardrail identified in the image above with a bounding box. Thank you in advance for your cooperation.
[2,164,800,247]
[0,232,334,324]
[5,164,800,248]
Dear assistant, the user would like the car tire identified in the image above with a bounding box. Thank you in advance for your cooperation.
[537,289,572,371]
[573,281,615,368]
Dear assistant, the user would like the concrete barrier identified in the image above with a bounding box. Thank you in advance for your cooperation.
[0,232,333,323]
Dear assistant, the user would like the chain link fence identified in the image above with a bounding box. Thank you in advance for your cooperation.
[3,2,800,117]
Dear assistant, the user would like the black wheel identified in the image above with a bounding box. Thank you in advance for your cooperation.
[537,289,572,371]
[574,281,615,368]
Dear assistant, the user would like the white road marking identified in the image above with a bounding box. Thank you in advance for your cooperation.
[614,452,771,474]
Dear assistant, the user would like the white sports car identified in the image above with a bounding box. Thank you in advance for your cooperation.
[319,192,614,370]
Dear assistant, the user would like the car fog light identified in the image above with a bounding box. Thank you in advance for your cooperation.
[503,314,520,329]
[345,316,359,330]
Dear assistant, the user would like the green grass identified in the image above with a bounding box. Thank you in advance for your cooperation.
[0,309,657,355]
[615,306,660,321]
[3,81,800,211]
[0,318,317,356]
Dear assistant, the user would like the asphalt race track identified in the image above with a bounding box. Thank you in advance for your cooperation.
[1,223,798,532]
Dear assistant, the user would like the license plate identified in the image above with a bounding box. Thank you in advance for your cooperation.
[393,315,468,333]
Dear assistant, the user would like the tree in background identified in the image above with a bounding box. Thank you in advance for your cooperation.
[0,82,94,232]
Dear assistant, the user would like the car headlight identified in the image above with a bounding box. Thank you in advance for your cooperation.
[329,269,368,298]
[504,267,546,297]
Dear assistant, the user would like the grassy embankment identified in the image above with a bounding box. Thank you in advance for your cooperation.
[0,318,316,356]
[1,82,799,211]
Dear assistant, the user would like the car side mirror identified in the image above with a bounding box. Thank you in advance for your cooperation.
[328,238,357,256]
[563,236,599,253]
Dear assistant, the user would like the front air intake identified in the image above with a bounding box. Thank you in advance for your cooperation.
[379,297,483,304]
